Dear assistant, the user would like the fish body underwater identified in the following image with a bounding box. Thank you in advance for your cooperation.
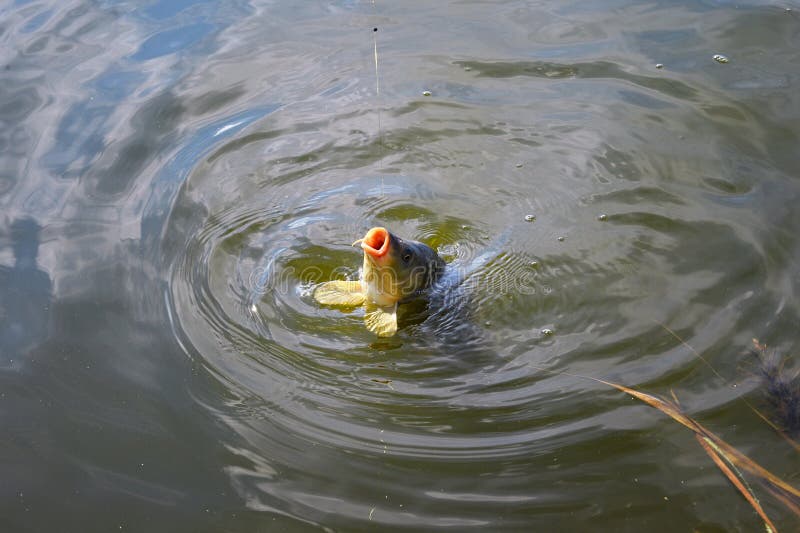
[314,227,445,336]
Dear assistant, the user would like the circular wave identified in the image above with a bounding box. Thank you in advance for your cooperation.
[162,75,798,528]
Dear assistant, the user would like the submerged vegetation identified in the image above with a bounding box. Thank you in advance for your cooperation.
[750,339,800,440]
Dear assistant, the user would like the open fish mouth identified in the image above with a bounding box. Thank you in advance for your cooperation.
[357,227,390,259]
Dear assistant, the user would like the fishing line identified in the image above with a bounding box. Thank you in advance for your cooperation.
[371,1,384,197]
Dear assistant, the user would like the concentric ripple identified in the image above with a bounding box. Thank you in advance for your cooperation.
[162,53,800,528]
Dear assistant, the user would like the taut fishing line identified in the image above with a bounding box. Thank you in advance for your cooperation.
[371,1,384,197]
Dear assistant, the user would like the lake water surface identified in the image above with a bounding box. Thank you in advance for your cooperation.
[2,0,799,531]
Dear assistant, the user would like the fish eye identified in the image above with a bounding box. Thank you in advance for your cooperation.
[402,252,411,262]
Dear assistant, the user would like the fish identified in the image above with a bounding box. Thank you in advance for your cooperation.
[313,227,446,336]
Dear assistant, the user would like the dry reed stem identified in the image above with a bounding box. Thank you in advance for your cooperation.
[696,434,776,532]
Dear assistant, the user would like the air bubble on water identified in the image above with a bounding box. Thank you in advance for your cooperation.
[541,328,554,336]
[598,214,608,221]
[713,54,729,64]
[525,214,535,222]
[557,236,565,242]
[422,90,432,96]
[530,260,540,268]
[516,162,523,168]
[656,63,664,69]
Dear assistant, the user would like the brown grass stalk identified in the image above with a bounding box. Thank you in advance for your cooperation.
[696,434,777,533]
[529,363,800,525]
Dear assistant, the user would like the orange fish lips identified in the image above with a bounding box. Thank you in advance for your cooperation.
[360,226,391,260]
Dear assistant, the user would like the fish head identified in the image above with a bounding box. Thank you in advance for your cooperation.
[358,227,444,306]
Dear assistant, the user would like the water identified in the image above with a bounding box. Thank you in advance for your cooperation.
[1,1,799,531]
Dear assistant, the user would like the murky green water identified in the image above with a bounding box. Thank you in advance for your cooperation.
[2,1,799,531]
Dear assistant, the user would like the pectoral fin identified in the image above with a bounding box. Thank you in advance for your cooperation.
[364,302,398,337]
[314,280,365,307]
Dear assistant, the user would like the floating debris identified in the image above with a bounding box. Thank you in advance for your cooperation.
[524,214,536,222]
[656,63,664,69]
[422,90,432,96]
[598,213,608,221]
[713,54,729,64]
[371,379,394,390]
